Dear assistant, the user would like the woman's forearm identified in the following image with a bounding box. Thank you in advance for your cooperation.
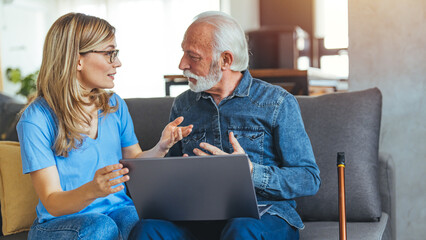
[136,144,168,158]
[42,182,96,217]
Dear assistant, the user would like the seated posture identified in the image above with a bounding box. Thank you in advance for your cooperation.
[17,13,192,240]
[130,11,320,240]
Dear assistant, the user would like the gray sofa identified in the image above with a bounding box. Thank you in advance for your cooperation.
[0,88,394,239]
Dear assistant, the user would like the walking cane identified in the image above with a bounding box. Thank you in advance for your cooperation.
[337,152,347,240]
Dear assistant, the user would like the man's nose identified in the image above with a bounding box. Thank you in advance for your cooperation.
[178,56,189,70]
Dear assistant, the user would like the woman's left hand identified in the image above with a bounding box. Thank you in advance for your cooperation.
[157,116,193,154]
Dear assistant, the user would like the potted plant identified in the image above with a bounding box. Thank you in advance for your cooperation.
[6,68,38,99]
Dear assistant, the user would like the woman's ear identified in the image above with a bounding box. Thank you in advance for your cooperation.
[220,51,234,70]
[77,55,83,71]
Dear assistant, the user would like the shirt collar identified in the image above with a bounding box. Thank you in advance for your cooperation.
[232,70,252,97]
[195,70,253,101]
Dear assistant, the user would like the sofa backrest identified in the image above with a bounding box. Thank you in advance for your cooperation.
[295,88,382,222]
[125,97,175,151]
[0,94,24,141]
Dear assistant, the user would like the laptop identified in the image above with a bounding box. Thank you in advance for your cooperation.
[120,154,271,221]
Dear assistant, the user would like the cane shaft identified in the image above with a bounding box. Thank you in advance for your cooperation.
[338,165,347,240]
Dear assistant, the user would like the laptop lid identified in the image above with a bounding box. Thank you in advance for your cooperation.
[120,154,260,221]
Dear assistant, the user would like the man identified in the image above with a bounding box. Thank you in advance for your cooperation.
[131,11,320,240]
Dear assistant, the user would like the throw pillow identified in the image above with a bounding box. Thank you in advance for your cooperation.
[0,141,38,235]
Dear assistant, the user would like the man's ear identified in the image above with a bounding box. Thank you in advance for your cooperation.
[220,51,234,70]
[77,55,83,71]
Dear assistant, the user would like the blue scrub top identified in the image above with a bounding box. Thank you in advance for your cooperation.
[17,94,138,223]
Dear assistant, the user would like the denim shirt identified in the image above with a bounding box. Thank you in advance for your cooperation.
[169,70,320,229]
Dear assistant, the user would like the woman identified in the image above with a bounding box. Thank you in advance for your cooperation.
[17,13,192,240]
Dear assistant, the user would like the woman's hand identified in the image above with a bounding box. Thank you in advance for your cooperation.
[88,163,129,198]
[30,163,130,217]
[157,116,193,155]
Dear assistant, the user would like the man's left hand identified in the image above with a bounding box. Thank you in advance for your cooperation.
[193,132,253,174]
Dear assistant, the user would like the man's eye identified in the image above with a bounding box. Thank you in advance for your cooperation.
[106,51,114,56]
[190,55,201,61]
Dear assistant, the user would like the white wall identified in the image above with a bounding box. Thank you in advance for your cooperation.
[349,0,426,239]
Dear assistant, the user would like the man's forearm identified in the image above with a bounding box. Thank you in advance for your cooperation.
[252,163,320,200]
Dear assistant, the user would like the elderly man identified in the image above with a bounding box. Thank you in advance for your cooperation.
[130,11,320,240]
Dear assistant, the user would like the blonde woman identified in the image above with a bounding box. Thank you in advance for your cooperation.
[17,13,192,240]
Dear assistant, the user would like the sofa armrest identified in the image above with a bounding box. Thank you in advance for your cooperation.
[378,152,395,240]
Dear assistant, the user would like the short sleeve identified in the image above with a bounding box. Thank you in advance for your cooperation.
[17,117,56,174]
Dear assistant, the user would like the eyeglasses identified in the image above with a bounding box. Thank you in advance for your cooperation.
[81,49,119,63]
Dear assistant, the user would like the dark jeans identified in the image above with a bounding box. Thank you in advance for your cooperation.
[129,214,299,240]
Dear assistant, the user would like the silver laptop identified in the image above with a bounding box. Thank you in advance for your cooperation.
[120,154,271,221]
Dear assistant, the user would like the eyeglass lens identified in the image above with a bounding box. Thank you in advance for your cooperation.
[110,50,119,63]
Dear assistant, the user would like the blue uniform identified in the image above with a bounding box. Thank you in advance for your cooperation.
[17,94,137,223]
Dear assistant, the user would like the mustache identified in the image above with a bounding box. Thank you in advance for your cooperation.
[183,70,200,80]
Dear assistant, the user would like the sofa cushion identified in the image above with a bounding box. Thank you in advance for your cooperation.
[295,88,382,221]
[0,231,28,239]
[0,141,37,235]
[300,212,390,240]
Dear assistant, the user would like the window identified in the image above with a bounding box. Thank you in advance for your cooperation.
[57,0,220,98]
[1,0,220,99]
[315,0,348,79]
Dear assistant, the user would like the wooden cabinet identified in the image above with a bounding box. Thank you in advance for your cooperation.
[246,26,310,70]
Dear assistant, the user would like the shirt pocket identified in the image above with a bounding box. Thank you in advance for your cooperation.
[181,131,206,156]
[228,128,264,164]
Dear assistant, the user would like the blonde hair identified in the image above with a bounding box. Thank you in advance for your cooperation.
[34,13,118,157]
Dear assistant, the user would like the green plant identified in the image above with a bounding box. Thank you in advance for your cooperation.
[6,68,38,98]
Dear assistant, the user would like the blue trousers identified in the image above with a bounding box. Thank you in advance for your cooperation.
[129,214,299,240]
[28,205,139,240]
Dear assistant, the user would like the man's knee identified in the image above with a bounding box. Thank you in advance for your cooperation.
[223,216,300,240]
[132,219,166,236]
[221,218,261,240]
[130,219,186,240]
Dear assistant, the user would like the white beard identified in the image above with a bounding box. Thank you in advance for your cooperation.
[183,64,223,92]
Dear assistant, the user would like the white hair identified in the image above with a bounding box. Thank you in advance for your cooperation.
[192,11,249,71]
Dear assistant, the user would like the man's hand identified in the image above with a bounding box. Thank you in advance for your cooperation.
[158,116,193,154]
[193,132,253,173]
